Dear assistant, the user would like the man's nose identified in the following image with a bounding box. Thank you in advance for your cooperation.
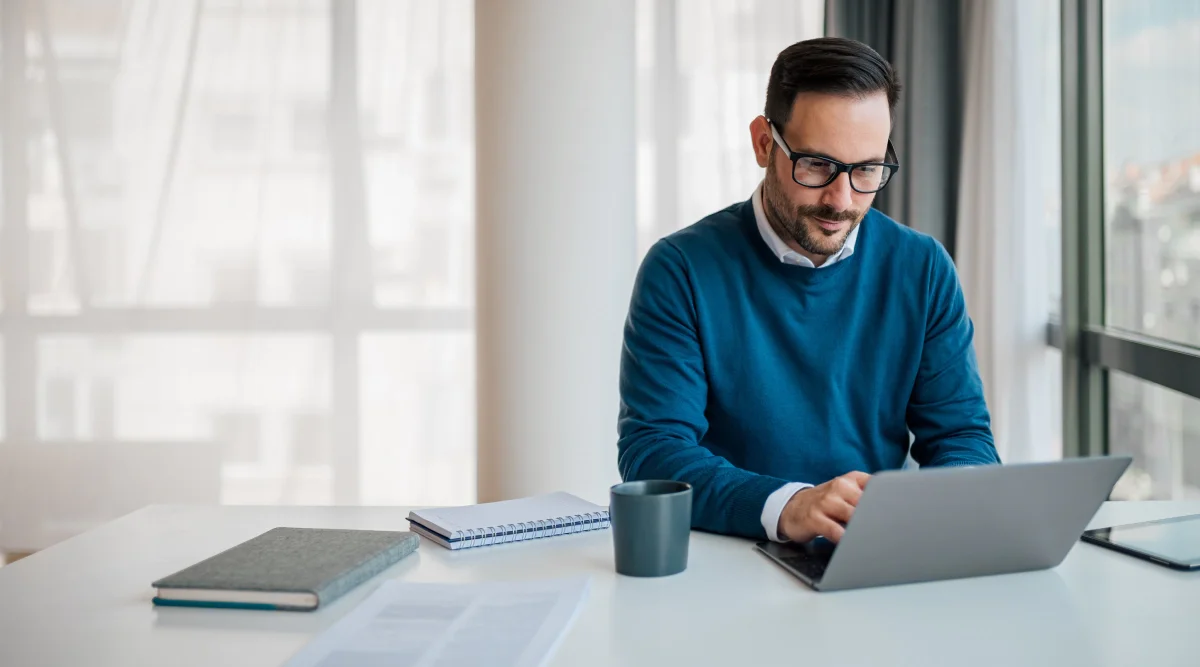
[819,172,855,214]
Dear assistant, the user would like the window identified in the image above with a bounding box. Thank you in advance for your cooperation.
[360,333,474,506]
[0,0,474,551]
[1109,371,1200,500]
[1057,0,1200,485]
[37,335,333,502]
[1103,0,1200,348]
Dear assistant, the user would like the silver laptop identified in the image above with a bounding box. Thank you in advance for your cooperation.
[755,456,1131,592]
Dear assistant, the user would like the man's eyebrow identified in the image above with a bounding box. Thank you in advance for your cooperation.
[794,146,887,163]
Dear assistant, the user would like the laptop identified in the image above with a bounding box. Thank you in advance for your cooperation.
[755,456,1131,592]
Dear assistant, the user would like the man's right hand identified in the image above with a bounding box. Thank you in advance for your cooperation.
[777,471,871,543]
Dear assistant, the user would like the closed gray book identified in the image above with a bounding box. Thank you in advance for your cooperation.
[152,527,419,611]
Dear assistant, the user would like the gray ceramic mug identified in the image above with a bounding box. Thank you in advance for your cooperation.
[609,480,693,577]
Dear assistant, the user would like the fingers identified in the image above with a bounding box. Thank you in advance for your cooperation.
[813,515,846,543]
[830,475,865,506]
[816,491,854,523]
[791,473,874,544]
[843,471,871,489]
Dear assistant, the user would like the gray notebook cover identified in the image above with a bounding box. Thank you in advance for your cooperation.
[152,527,419,610]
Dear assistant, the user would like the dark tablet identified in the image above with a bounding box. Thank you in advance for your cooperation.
[1081,514,1200,570]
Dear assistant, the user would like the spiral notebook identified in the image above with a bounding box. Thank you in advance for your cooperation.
[406,492,610,550]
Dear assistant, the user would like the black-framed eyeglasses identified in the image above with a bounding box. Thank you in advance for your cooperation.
[767,119,900,194]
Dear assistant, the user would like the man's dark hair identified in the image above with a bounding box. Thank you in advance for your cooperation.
[764,37,901,126]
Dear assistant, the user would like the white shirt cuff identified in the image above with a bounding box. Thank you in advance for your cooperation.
[761,482,813,542]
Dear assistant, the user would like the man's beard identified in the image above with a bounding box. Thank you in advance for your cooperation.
[763,159,865,259]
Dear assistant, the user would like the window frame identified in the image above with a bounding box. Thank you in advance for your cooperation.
[1054,0,1200,458]
[0,0,472,507]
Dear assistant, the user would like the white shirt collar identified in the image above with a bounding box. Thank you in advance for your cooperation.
[751,181,860,268]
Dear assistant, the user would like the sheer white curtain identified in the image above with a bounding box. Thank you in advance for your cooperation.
[0,0,474,552]
[955,0,1062,463]
[0,0,829,554]
[636,0,824,255]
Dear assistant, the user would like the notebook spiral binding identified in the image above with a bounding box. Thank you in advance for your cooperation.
[452,510,610,548]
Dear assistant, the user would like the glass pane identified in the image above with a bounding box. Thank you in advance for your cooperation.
[1109,371,1200,500]
[36,335,332,505]
[3,1,476,549]
[1103,1,1200,346]
[358,0,474,309]
[360,332,474,506]
[26,0,332,312]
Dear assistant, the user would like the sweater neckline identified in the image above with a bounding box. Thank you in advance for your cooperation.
[737,199,869,281]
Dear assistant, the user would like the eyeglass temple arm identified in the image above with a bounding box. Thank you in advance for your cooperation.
[768,121,791,156]
[769,117,899,167]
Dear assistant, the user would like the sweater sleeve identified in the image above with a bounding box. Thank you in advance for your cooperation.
[617,240,791,540]
[907,238,1002,467]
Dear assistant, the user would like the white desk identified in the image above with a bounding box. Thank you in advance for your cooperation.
[1,501,1197,667]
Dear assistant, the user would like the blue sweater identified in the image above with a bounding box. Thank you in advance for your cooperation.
[617,200,999,539]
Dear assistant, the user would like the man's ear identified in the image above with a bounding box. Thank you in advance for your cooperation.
[749,116,772,169]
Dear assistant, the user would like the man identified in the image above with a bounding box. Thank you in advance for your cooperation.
[617,37,999,545]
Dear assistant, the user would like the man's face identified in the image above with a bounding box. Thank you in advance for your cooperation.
[757,92,892,262]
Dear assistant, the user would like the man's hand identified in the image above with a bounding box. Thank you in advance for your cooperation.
[777,471,871,543]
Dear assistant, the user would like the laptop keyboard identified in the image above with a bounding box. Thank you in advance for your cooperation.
[778,548,831,581]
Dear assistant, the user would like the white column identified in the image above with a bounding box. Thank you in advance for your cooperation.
[475,0,636,505]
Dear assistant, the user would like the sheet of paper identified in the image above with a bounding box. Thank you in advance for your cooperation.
[284,577,591,667]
